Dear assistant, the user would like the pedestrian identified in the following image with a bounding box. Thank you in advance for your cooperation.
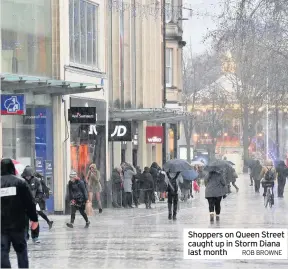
[231,167,239,192]
[111,166,123,208]
[260,160,276,204]
[86,163,103,213]
[164,171,183,220]
[1,158,39,268]
[150,162,164,200]
[132,166,141,207]
[180,179,191,201]
[22,166,52,243]
[276,161,288,198]
[204,168,227,222]
[66,170,90,228]
[139,167,154,209]
[34,172,54,229]
[251,160,263,193]
[122,163,137,208]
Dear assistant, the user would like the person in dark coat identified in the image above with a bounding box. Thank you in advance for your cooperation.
[1,158,38,268]
[139,167,154,209]
[204,169,227,222]
[22,166,53,243]
[132,166,141,207]
[276,161,288,198]
[66,170,90,228]
[111,167,123,208]
[150,162,164,200]
[251,160,263,193]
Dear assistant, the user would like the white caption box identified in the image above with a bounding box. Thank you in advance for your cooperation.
[183,228,288,260]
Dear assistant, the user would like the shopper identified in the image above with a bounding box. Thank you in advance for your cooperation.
[86,163,103,213]
[66,171,90,228]
[139,167,154,209]
[204,169,227,222]
[1,158,38,268]
[165,171,183,220]
[122,163,137,208]
[111,166,123,208]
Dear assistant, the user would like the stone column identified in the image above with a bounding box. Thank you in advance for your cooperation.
[137,121,147,169]
[126,142,133,164]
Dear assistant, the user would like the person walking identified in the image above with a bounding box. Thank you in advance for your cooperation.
[86,163,103,214]
[1,158,39,268]
[22,166,53,243]
[260,160,276,204]
[230,167,239,192]
[66,171,90,228]
[122,163,137,208]
[139,167,154,209]
[276,161,288,198]
[165,171,183,220]
[204,168,227,222]
[251,160,263,193]
[111,166,123,208]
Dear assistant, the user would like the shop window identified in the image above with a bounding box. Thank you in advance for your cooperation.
[166,48,173,87]
[1,0,52,77]
[69,0,99,69]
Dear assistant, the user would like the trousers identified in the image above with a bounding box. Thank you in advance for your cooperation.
[144,190,153,207]
[1,232,29,268]
[70,205,88,223]
[207,197,222,215]
[167,192,178,216]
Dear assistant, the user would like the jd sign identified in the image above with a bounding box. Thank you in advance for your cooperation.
[108,121,132,141]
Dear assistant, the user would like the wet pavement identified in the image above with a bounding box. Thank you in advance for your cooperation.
[10,174,288,268]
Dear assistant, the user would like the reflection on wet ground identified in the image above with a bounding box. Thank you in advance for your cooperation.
[10,175,288,268]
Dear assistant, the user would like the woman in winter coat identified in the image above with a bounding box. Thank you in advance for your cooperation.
[276,161,288,198]
[66,170,90,228]
[122,163,137,208]
[139,167,154,209]
[86,163,102,213]
[251,160,263,193]
[111,167,123,208]
[204,169,227,222]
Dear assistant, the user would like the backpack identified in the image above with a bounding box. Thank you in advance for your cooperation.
[40,179,50,199]
[167,172,180,194]
[264,168,275,182]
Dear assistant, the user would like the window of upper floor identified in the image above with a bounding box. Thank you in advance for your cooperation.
[69,0,99,71]
[166,48,173,87]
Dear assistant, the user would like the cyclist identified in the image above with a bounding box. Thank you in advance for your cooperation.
[261,160,276,204]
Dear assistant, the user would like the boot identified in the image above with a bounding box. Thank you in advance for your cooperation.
[85,221,90,228]
[210,213,214,222]
[66,223,74,228]
[48,221,54,230]
[168,203,172,220]
[173,214,177,221]
[216,215,220,221]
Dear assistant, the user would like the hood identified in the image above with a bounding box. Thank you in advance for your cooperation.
[21,166,34,178]
[1,158,16,176]
[151,162,159,169]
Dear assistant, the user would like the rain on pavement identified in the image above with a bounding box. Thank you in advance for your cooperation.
[10,175,288,269]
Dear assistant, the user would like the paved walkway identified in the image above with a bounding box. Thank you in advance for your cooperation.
[9,174,288,269]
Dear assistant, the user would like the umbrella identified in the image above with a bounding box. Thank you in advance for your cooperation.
[12,160,26,175]
[205,159,232,174]
[191,161,205,166]
[226,161,235,166]
[163,159,192,173]
[181,170,199,181]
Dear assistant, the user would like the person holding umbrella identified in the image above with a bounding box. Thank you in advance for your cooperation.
[163,159,190,220]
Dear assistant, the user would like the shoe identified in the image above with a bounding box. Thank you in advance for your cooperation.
[173,215,177,221]
[85,221,90,228]
[48,221,54,230]
[129,205,134,208]
[66,223,74,228]
[146,204,149,209]
[236,188,239,193]
[99,208,103,214]
[32,237,40,244]
[149,205,152,209]
[216,215,220,221]
[168,214,172,220]
[263,193,266,197]
[250,184,253,186]
[210,213,214,222]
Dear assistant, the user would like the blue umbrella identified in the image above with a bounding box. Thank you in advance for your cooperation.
[181,170,199,181]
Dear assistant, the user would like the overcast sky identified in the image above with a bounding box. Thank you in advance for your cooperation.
[182,0,223,55]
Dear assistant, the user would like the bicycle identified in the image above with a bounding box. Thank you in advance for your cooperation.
[263,182,274,208]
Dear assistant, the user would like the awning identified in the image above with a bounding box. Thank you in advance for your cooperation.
[0,73,102,96]
[110,108,194,123]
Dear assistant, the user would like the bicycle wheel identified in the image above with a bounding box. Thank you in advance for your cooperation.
[264,189,270,208]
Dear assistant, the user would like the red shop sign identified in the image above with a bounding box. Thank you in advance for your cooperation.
[146,126,163,144]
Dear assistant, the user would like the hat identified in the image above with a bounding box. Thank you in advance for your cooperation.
[69,170,78,178]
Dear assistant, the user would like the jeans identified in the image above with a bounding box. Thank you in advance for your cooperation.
[207,197,222,215]
[25,218,39,240]
[124,192,132,207]
[70,205,88,223]
[1,232,29,268]
[112,188,122,206]
[167,192,178,216]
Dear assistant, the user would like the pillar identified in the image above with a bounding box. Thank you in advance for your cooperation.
[138,121,147,169]
[126,142,133,164]
[112,142,121,168]
[52,96,65,213]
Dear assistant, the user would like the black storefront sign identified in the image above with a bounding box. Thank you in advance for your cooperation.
[68,107,96,124]
[109,121,132,142]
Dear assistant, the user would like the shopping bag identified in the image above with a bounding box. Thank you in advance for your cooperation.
[85,202,93,216]
[36,203,41,211]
